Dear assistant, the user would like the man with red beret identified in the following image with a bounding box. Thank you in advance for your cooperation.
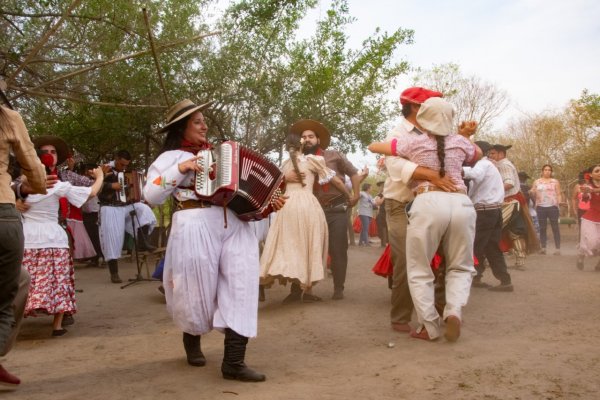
[383,87,460,333]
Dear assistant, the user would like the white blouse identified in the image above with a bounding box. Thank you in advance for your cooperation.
[143,150,203,205]
[22,181,91,249]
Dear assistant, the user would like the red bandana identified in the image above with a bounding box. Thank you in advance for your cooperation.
[180,139,212,154]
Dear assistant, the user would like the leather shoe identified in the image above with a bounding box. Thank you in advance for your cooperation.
[52,329,68,337]
[62,314,75,326]
[282,292,301,305]
[444,316,461,342]
[488,283,514,292]
[391,322,411,333]
[331,289,344,300]
[0,365,20,389]
[471,279,491,288]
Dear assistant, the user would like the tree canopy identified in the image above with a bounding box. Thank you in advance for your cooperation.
[1,0,413,166]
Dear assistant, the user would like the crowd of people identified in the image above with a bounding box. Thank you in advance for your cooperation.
[1,86,599,388]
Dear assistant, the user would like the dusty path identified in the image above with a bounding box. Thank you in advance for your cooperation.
[5,226,600,399]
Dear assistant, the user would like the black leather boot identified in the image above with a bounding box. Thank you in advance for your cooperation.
[221,328,265,382]
[137,225,156,252]
[107,260,122,283]
[282,282,302,304]
[183,332,206,367]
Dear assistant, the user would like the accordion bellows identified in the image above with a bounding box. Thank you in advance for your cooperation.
[194,141,285,221]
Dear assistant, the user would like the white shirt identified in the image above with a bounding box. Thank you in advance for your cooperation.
[463,157,505,205]
[494,157,520,198]
[22,181,91,248]
[382,119,419,202]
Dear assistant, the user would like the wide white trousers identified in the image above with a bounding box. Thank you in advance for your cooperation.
[406,192,476,339]
[164,206,260,338]
[99,203,156,261]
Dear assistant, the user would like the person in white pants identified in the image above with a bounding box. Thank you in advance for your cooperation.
[144,99,286,382]
[369,98,482,342]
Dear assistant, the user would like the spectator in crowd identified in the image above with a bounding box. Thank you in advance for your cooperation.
[530,165,563,255]
[358,183,375,246]
[576,164,600,271]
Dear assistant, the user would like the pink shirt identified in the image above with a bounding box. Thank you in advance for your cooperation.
[391,133,477,193]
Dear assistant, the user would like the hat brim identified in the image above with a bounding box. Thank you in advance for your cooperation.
[156,101,213,134]
[492,144,512,152]
[289,119,330,149]
[33,135,69,165]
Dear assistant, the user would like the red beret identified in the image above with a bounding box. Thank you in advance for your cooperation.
[400,87,443,105]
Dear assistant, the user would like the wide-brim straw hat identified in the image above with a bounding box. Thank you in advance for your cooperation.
[416,97,455,137]
[33,135,69,165]
[289,119,330,150]
[157,99,213,133]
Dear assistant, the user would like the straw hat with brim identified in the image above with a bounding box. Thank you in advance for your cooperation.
[157,99,213,133]
[416,97,455,137]
[289,119,330,149]
[33,135,69,165]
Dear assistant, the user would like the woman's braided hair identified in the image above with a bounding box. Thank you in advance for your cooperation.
[286,132,305,187]
[435,135,446,178]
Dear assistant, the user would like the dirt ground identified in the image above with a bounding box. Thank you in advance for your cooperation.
[4,225,600,400]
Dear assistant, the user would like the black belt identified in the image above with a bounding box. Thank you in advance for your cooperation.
[474,203,502,211]
[322,204,347,213]
[100,202,130,207]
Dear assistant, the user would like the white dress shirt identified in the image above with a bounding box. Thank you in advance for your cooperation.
[463,157,505,205]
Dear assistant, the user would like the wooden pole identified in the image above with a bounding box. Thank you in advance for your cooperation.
[143,8,170,107]
[6,0,83,84]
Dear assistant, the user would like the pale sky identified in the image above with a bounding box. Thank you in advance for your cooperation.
[212,1,600,169]
[307,0,600,169]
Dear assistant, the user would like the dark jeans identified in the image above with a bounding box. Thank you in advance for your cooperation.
[473,208,511,285]
[359,215,371,245]
[0,204,24,352]
[83,211,103,259]
[325,209,349,291]
[536,206,560,249]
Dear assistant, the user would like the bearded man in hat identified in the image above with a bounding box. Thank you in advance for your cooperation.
[488,144,539,269]
[379,87,464,334]
[287,119,360,300]
[98,149,157,283]
[463,140,513,292]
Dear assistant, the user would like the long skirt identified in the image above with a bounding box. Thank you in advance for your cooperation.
[579,219,600,256]
[67,219,96,260]
[23,248,76,316]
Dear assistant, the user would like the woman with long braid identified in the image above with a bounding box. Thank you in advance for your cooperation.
[369,97,481,342]
[260,132,348,304]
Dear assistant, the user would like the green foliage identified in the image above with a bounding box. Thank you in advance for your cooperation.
[1,0,412,165]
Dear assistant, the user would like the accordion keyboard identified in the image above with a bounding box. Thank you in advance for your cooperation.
[218,142,232,186]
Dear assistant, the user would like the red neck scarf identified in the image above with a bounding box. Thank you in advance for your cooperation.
[179,139,212,154]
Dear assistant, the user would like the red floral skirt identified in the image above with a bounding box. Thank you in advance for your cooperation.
[23,248,77,316]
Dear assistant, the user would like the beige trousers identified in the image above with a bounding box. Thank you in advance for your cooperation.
[406,192,476,339]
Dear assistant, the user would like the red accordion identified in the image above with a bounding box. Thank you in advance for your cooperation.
[194,141,285,221]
